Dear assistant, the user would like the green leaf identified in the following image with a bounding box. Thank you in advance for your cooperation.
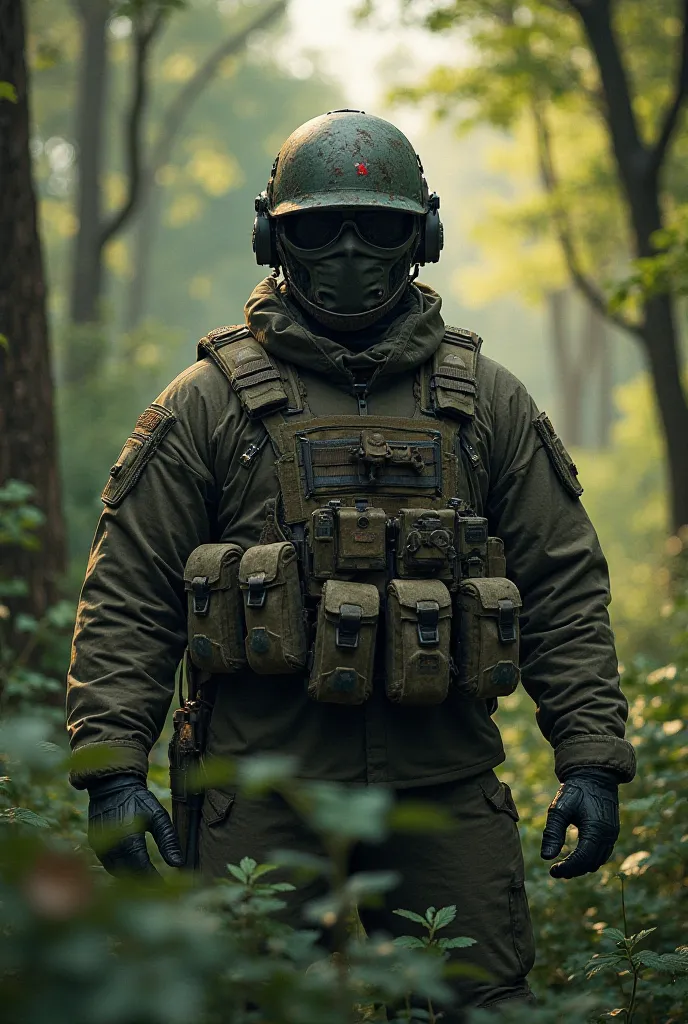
[432,905,457,931]
[226,863,248,883]
[425,906,436,923]
[387,801,455,833]
[0,333,8,350]
[632,949,688,974]
[438,936,476,950]
[393,908,429,928]
[585,953,626,978]
[627,927,657,949]
[344,870,401,900]
[0,82,18,104]
[248,862,278,880]
[270,848,332,877]
[392,935,426,949]
[0,806,50,828]
[239,856,257,877]
[603,927,628,944]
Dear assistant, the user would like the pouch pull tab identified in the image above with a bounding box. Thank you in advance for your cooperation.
[247,572,267,608]
[498,598,517,643]
[336,602,363,649]
[416,600,440,646]
[191,576,211,616]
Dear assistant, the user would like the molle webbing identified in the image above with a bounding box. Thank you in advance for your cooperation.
[424,326,482,421]
[197,325,301,420]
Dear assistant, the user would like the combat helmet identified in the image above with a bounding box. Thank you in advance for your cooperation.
[253,110,443,330]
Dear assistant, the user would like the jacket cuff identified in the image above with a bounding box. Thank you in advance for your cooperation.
[553,735,636,783]
[69,741,149,790]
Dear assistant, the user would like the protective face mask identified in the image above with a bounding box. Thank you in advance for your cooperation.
[277,210,419,332]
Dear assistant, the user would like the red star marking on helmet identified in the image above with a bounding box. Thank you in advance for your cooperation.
[355,162,369,176]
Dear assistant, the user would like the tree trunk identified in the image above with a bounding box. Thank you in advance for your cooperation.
[572,0,688,532]
[124,177,160,329]
[641,293,688,532]
[0,0,66,614]
[69,0,110,327]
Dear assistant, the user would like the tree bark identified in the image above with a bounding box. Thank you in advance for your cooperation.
[0,0,66,614]
[69,0,110,326]
[571,0,688,532]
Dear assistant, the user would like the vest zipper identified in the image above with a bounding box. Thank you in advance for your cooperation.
[352,383,369,415]
[460,432,481,469]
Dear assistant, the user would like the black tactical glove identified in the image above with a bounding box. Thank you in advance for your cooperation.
[87,773,184,877]
[540,768,620,879]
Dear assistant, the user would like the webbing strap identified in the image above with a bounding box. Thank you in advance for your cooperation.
[197,325,295,422]
[422,326,482,421]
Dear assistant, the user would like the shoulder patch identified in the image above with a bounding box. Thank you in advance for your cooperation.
[532,412,583,499]
[101,403,177,507]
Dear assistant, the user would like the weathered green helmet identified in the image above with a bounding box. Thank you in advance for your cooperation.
[266,109,430,216]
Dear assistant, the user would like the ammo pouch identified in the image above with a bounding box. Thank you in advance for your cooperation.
[309,580,379,705]
[386,579,452,705]
[309,503,387,579]
[239,542,307,674]
[396,509,457,583]
[455,578,521,699]
[184,543,246,673]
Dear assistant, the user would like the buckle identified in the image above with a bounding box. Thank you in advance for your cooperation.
[498,599,517,643]
[246,572,267,608]
[416,600,440,645]
[191,576,210,615]
[335,603,362,648]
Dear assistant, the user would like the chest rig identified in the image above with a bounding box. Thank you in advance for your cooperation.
[183,324,522,708]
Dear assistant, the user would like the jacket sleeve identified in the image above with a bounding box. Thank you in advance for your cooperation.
[66,364,218,789]
[483,365,636,783]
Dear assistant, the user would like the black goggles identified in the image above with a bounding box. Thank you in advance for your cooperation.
[280,208,417,251]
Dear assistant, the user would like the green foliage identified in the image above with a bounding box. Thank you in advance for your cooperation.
[0,81,18,103]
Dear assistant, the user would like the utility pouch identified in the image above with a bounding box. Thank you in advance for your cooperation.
[308,579,379,704]
[456,578,521,699]
[309,503,387,579]
[396,508,457,582]
[386,579,452,705]
[456,515,489,578]
[184,544,246,673]
[487,536,507,578]
[239,542,307,674]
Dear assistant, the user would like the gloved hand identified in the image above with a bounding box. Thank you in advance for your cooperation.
[87,773,184,877]
[540,768,620,879]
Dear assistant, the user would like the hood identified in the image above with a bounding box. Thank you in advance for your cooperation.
[244,275,445,392]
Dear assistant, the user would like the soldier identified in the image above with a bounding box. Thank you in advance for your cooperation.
[67,110,635,1015]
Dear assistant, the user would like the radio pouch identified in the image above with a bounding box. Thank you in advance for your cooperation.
[309,580,379,705]
[456,577,521,699]
[396,508,457,583]
[184,543,246,673]
[239,542,307,674]
[386,578,452,705]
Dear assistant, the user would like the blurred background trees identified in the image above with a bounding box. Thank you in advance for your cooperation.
[1,1,688,1018]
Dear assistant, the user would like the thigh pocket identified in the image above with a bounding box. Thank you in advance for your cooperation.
[480,776,520,823]
[202,789,235,828]
[509,881,536,975]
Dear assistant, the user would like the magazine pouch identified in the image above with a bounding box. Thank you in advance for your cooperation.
[386,578,452,705]
[239,542,307,674]
[184,543,246,673]
[456,577,521,699]
[308,580,379,704]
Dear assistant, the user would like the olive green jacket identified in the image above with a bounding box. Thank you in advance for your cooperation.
[66,278,636,789]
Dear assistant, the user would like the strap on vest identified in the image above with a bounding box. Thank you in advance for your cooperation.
[422,326,482,421]
[197,325,301,421]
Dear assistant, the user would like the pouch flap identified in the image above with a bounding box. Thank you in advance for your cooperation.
[388,578,452,612]
[239,541,296,586]
[184,543,243,588]
[323,579,380,620]
[460,577,522,611]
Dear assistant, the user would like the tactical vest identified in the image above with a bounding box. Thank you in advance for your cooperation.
[183,325,522,708]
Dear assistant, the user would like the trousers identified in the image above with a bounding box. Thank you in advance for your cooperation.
[199,769,536,1017]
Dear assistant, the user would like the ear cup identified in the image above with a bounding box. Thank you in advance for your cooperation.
[252,192,279,267]
[416,193,443,266]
